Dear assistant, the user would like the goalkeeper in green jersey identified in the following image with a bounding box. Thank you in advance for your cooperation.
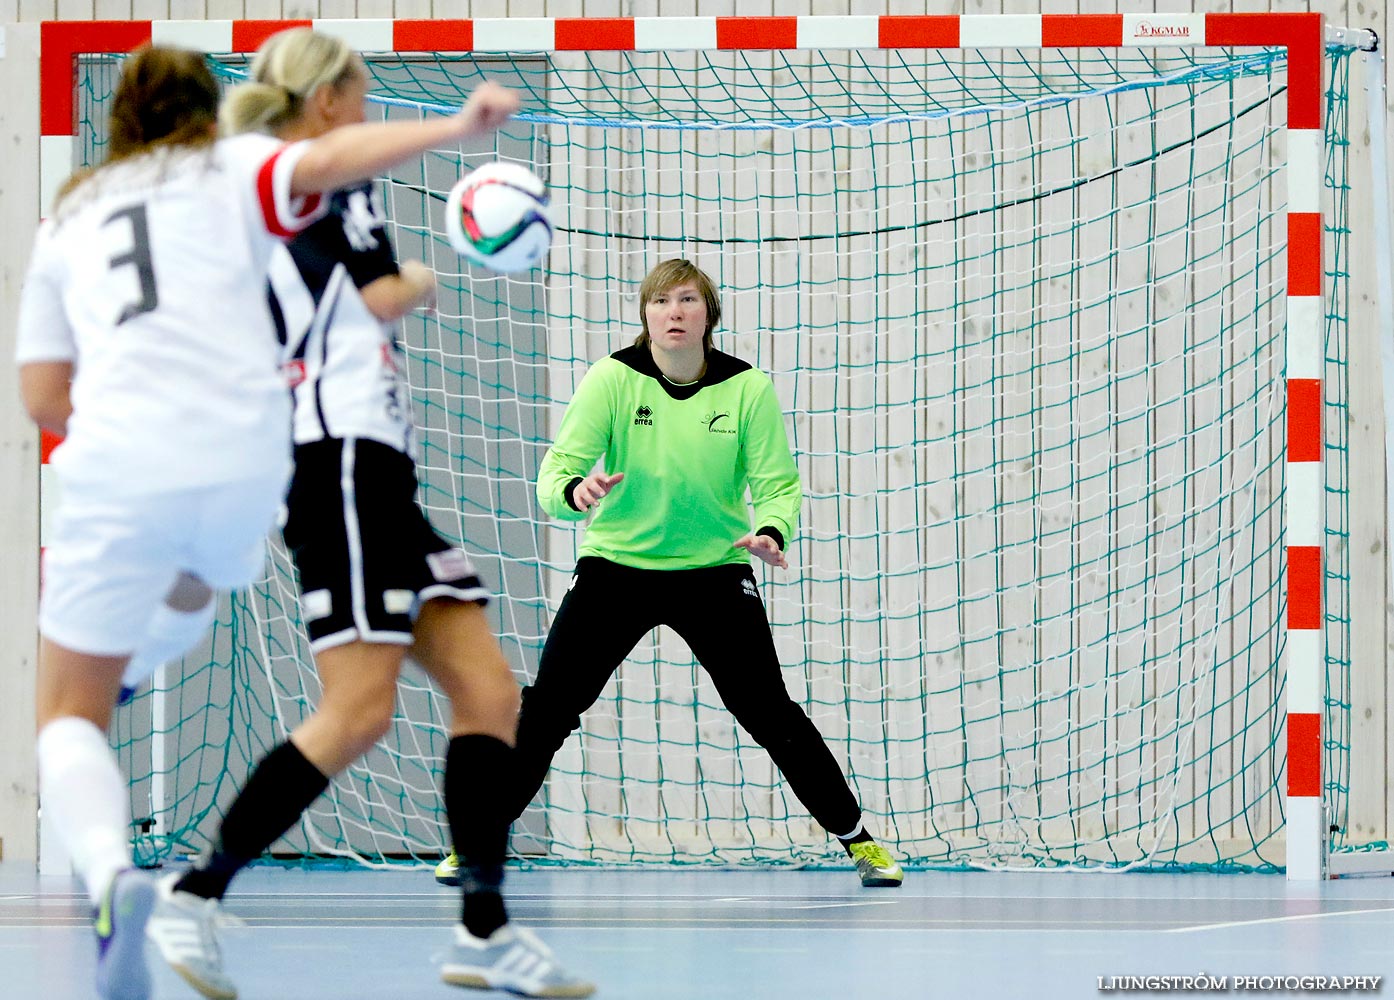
[439,258,902,887]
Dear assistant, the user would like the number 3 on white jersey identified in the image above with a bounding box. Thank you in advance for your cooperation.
[104,203,158,325]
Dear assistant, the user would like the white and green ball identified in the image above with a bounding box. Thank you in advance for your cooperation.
[444,162,553,275]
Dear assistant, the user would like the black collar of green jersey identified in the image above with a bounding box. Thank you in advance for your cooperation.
[613,344,752,401]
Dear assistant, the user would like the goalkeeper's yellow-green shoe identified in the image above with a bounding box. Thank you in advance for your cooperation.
[435,852,462,887]
[848,841,904,887]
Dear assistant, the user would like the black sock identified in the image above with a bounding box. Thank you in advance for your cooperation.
[461,888,507,940]
[838,827,874,856]
[445,734,514,938]
[175,740,328,900]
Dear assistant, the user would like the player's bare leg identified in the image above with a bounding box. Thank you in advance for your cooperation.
[38,641,158,1000]
[412,599,594,998]
[149,641,403,999]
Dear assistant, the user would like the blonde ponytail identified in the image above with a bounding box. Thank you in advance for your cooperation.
[221,27,361,136]
[220,82,299,135]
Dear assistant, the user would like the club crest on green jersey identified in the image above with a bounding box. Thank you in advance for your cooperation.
[703,410,735,435]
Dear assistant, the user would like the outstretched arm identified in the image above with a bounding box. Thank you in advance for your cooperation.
[290,81,519,197]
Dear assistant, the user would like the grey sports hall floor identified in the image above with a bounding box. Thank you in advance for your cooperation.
[2,863,1392,999]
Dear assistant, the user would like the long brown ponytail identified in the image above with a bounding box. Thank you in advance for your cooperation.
[107,45,219,163]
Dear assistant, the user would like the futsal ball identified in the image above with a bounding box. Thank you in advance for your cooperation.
[444,162,553,274]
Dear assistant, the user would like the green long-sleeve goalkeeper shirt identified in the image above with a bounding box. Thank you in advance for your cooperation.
[536,344,802,571]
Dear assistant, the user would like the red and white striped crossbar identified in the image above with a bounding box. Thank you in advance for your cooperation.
[35,11,1329,878]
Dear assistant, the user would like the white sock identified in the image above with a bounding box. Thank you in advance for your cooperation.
[37,717,132,904]
[835,820,865,842]
[121,600,215,690]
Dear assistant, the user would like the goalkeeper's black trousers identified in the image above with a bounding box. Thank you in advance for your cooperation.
[509,556,863,836]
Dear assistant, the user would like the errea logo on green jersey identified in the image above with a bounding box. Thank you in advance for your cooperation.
[634,405,653,426]
[704,410,735,435]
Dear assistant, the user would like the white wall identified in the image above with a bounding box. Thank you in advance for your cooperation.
[0,22,41,864]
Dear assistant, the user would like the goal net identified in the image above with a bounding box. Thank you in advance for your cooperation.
[88,33,1357,872]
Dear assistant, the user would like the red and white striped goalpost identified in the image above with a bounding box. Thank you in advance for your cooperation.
[34,12,1330,879]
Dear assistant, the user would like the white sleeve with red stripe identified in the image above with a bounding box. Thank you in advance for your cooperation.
[15,222,77,365]
[223,133,328,240]
[256,138,327,237]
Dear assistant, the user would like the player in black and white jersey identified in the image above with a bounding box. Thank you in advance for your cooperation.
[143,29,593,1000]
[15,44,520,1000]
[275,178,425,458]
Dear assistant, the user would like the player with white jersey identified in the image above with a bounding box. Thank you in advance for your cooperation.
[142,29,593,1000]
[22,135,310,496]
[15,44,519,1000]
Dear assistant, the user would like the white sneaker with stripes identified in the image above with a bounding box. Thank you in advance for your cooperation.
[440,923,595,998]
[145,875,238,1000]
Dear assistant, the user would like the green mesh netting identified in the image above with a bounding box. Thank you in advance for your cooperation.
[83,41,1358,872]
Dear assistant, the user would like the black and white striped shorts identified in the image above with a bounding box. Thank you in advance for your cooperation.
[281,436,490,651]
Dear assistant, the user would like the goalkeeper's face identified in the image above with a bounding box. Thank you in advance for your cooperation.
[644,281,708,353]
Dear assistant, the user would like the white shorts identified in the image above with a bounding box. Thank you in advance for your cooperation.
[39,472,286,656]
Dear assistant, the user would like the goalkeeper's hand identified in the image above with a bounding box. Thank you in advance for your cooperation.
[573,471,624,511]
[735,532,787,569]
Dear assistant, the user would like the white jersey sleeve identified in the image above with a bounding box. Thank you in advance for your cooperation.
[15,220,78,364]
[220,133,329,238]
